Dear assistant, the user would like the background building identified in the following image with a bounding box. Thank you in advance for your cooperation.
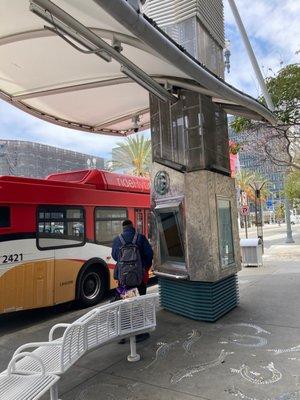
[0,140,105,179]
[228,126,288,209]
[143,0,225,76]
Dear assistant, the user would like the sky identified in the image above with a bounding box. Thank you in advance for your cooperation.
[0,0,299,160]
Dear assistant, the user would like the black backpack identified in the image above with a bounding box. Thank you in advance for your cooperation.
[118,232,144,287]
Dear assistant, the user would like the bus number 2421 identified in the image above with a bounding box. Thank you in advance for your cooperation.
[2,254,23,264]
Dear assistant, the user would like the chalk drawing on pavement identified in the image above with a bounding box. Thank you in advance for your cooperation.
[268,345,300,355]
[231,362,282,385]
[233,324,271,335]
[170,349,233,383]
[210,323,271,336]
[226,333,268,348]
[144,340,179,369]
[182,329,202,355]
[227,387,300,400]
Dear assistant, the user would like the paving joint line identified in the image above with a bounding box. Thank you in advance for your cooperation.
[56,352,129,396]
[246,321,300,330]
[93,354,129,374]
[60,369,100,397]
[102,370,212,400]
[73,364,103,373]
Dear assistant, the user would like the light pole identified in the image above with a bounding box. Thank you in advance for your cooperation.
[224,39,231,73]
[227,0,275,111]
[240,189,249,238]
[271,184,276,224]
[250,180,266,250]
[284,197,295,243]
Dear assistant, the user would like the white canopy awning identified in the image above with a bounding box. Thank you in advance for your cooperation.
[0,0,276,136]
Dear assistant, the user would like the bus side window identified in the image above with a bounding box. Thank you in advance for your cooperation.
[0,207,10,228]
[95,208,127,247]
[37,206,85,250]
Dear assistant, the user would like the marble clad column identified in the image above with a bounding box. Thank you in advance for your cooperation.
[150,89,241,321]
[145,0,240,321]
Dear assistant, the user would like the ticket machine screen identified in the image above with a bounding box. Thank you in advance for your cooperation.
[157,209,185,263]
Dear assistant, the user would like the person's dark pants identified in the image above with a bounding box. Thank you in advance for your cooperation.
[138,281,147,296]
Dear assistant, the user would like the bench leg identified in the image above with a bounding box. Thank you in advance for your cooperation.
[127,336,140,362]
[50,382,61,400]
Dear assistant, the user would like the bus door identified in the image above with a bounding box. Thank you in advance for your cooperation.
[134,208,154,277]
[135,209,145,235]
[135,208,152,240]
[52,207,85,304]
[37,206,85,305]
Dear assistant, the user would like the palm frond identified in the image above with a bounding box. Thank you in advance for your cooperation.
[111,134,151,176]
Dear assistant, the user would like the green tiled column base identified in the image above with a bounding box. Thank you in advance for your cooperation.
[159,274,239,322]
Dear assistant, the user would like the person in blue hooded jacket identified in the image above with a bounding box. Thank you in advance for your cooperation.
[112,219,153,343]
[112,219,153,295]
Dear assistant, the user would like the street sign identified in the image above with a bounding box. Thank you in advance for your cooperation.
[241,191,248,206]
[266,199,273,208]
[240,205,250,216]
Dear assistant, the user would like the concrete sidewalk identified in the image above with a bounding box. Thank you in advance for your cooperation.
[40,234,300,400]
[0,227,298,399]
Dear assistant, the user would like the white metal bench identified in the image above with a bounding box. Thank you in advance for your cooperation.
[1,293,158,399]
[0,352,59,400]
[12,319,89,375]
[75,294,158,359]
[74,303,119,351]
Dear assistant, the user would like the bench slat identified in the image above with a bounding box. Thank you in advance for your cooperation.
[0,374,59,400]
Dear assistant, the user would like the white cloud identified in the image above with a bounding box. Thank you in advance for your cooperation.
[28,124,126,158]
[0,100,149,158]
[224,0,300,96]
[225,0,300,55]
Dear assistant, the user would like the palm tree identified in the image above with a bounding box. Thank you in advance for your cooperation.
[235,170,254,193]
[250,171,271,201]
[236,170,270,202]
[111,135,151,177]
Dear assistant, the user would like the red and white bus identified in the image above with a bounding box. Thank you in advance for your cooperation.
[0,169,150,314]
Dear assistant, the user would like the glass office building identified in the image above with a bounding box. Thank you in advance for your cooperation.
[228,125,288,207]
[0,140,105,178]
[143,0,225,76]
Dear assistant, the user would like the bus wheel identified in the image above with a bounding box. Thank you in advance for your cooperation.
[78,266,106,307]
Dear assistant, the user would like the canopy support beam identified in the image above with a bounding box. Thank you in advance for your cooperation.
[95,108,149,129]
[30,0,178,104]
[12,76,213,101]
[94,0,276,125]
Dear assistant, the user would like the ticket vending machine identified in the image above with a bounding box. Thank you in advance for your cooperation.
[150,89,241,321]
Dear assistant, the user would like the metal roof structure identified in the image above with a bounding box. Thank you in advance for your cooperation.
[0,0,276,136]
